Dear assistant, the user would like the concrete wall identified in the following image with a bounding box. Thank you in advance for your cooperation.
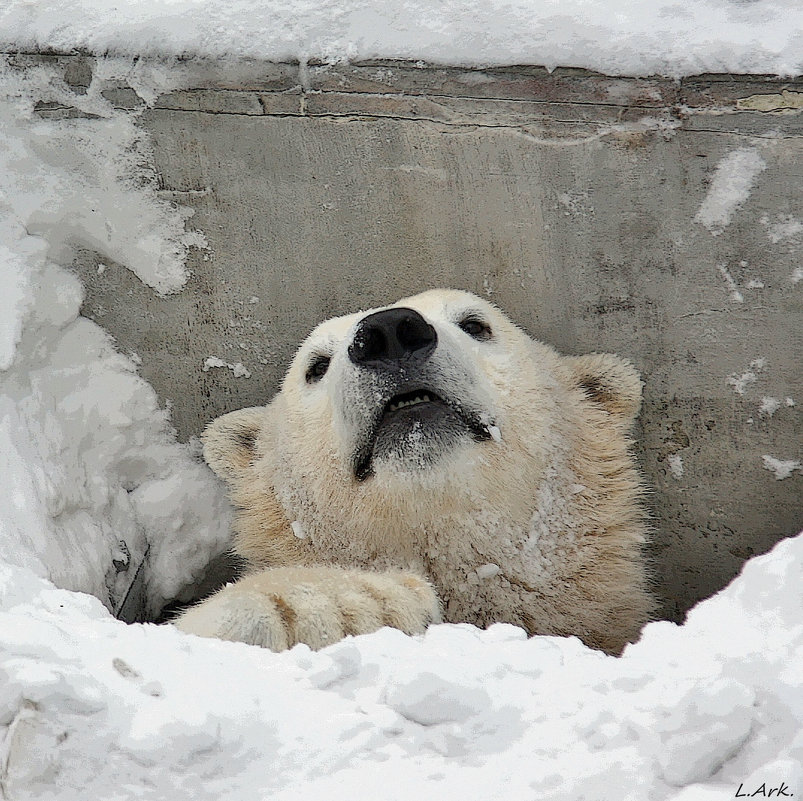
[45,56,801,621]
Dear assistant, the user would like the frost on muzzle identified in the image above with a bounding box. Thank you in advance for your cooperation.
[343,306,495,480]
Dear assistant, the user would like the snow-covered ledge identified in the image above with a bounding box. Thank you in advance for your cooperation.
[1,0,801,77]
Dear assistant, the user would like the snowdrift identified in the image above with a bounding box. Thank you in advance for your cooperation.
[2,532,801,799]
[0,58,232,622]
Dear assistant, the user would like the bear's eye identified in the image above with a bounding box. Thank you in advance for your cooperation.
[305,355,331,383]
[458,316,492,341]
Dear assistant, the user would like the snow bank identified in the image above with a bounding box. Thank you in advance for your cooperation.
[0,56,231,618]
[1,532,800,799]
[1,0,802,78]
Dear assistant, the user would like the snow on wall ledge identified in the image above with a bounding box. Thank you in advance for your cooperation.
[1,0,802,78]
[1,532,801,800]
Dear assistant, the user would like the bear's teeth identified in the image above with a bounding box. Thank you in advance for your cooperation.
[389,393,432,412]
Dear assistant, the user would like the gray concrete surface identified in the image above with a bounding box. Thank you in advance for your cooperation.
[35,56,802,621]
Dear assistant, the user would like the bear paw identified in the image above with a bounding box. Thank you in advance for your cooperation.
[173,565,442,651]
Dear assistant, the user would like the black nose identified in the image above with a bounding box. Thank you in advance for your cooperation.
[348,307,437,368]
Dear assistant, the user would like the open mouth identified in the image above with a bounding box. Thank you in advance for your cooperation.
[353,387,495,481]
[385,389,442,414]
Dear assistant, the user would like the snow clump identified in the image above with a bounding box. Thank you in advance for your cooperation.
[695,149,767,236]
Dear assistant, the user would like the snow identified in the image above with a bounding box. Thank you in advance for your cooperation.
[0,64,204,297]
[762,214,803,244]
[695,149,767,236]
[1,532,801,799]
[668,453,684,479]
[760,396,782,417]
[0,0,801,78]
[762,456,802,481]
[718,263,744,303]
[727,358,766,395]
[0,57,231,617]
[203,355,252,379]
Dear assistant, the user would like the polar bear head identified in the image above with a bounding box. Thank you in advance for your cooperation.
[206,288,642,505]
[202,289,651,652]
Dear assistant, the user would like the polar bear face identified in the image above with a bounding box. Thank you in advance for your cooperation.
[285,289,524,484]
[266,289,641,516]
[202,289,651,653]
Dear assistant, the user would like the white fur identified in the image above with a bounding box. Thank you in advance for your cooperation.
[176,289,653,654]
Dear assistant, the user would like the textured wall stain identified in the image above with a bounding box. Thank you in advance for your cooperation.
[736,90,803,112]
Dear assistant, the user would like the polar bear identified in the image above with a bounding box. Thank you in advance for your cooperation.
[176,289,654,654]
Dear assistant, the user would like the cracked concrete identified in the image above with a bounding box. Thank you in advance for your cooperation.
[16,54,803,621]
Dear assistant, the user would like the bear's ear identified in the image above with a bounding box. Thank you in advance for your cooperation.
[563,353,643,424]
[202,407,265,483]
